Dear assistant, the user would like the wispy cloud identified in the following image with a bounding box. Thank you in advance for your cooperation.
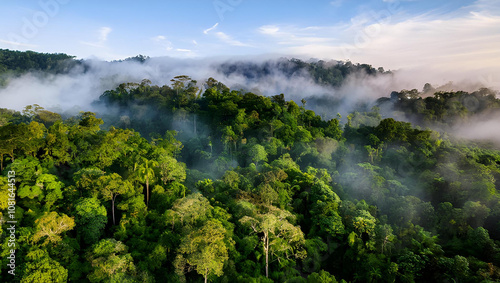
[256,1,500,74]
[330,0,344,8]
[258,25,339,46]
[0,39,37,48]
[153,35,166,41]
[152,35,173,51]
[204,22,249,47]
[259,25,280,35]
[215,31,249,47]
[81,26,113,48]
[98,27,112,42]
[203,22,219,34]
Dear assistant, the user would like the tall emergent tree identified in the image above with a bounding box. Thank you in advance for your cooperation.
[240,203,307,278]
[134,157,158,207]
[175,220,230,283]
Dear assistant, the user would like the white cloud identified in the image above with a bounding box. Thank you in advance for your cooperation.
[203,22,219,34]
[346,10,500,71]
[176,48,192,52]
[258,25,340,46]
[204,23,249,47]
[256,1,500,78]
[98,27,112,42]
[330,0,344,7]
[259,25,280,35]
[215,31,249,47]
[153,35,166,41]
[151,35,173,51]
[0,39,37,48]
[81,26,113,48]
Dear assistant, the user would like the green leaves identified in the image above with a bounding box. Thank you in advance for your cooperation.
[166,193,234,281]
[167,193,212,228]
[158,153,186,184]
[352,210,376,236]
[175,220,229,281]
[87,239,137,282]
[2,71,500,283]
[18,184,44,200]
[75,198,107,245]
[21,249,68,283]
[249,144,268,167]
[311,200,344,238]
[13,162,64,209]
[239,204,306,277]
[99,173,134,200]
[33,212,75,245]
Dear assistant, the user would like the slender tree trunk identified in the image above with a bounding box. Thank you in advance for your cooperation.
[194,115,197,135]
[205,269,208,283]
[112,195,116,225]
[146,175,149,207]
[265,233,269,278]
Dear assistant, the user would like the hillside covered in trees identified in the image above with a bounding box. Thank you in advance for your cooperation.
[0,49,80,87]
[216,58,390,88]
[0,49,389,92]
[1,80,500,282]
[1,50,500,282]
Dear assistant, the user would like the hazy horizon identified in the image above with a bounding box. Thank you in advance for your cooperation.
[0,0,498,78]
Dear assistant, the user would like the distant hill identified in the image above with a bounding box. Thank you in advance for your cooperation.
[0,49,80,74]
[217,58,390,88]
[0,49,391,90]
[0,49,82,86]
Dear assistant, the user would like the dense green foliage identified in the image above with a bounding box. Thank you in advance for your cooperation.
[2,74,500,282]
[0,49,75,73]
[2,50,500,282]
[217,58,389,88]
[0,48,387,90]
[378,87,500,129]
[0,49,79,87]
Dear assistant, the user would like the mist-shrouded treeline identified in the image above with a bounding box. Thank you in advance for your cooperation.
[0,49,403,118]
[2,49,500,282]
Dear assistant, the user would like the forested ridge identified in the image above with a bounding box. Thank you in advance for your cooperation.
[0,49,388,91]
[2,50,500,282]
[0,49,76,74]
[216,58,389,88]
[0,49,80,87]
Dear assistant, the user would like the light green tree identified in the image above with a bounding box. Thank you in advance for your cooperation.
[158,153,186,185]
[21,249,68,283]
[98,173,134,225]
[167,193,212,229]
[175,220,229,283]
[75,197,107,245]
[134,157,158,207]
[87,239,137,282]
[240,204,306,278]
[43,121,73,166]
[248,144,268,167]
[32,212,75,246]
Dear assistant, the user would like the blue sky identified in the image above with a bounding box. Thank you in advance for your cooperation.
[0,0,499,71]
